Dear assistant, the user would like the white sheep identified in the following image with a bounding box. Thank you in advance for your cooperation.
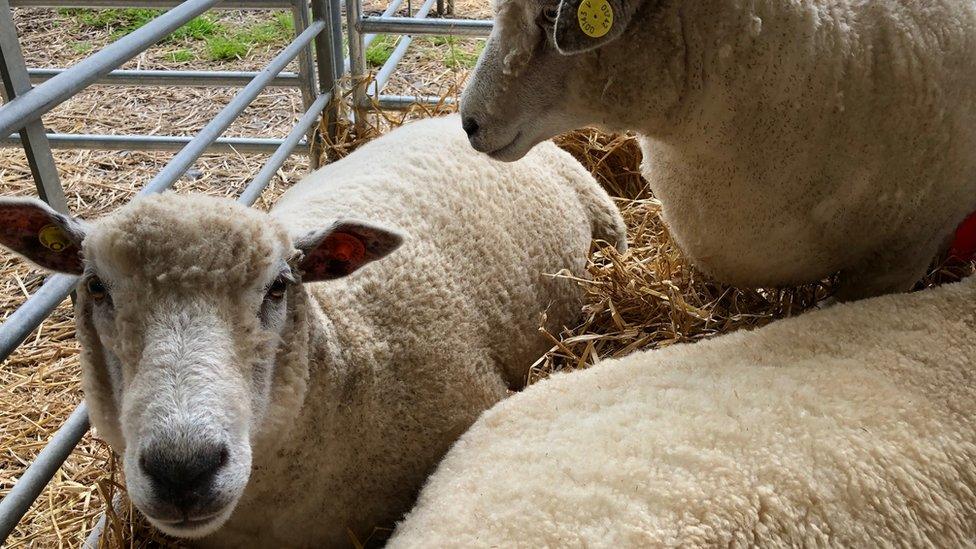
[389,275,976,547]
[459,0,976,300]
[0,115,626,547]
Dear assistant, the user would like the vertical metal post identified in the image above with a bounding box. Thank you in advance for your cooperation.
[290,0,320,167]
[0,0,67,213]
[345,0,367,130]
[311,0,344,153]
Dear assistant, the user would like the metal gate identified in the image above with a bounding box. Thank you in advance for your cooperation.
[0,0,494,543]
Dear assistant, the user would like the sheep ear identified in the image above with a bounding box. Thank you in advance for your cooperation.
[553,0,631,54]
[295,220,405,282]
[0,198,86,274]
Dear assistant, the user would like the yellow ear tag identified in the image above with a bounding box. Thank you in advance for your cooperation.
[38,224,71,252]
[577,0,613,38]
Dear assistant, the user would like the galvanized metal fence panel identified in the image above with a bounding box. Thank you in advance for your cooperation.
[344,0,493,116]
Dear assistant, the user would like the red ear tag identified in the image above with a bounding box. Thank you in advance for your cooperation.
[327,232,366,263]
[949,211,976,262]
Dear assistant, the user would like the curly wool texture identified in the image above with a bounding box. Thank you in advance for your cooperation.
[391,276,976,547]
[84,194,289,292]
[78,114,626,547]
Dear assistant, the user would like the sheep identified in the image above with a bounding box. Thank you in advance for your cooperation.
[0,114,627,547]
[458,0,976,301]
[389,275,976,547]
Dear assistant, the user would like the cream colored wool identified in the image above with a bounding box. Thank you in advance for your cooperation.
[460,0,976,300]
[391,276,976,547]
[0,115,626,547]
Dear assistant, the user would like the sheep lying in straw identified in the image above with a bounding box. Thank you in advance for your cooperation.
[459,0,976,301]
[0,115,626,547]
[390,275,976,547]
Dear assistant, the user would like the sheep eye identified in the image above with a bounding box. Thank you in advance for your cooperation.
[86,276,108,301]
[542,6,558,22]
[265,277,288,300]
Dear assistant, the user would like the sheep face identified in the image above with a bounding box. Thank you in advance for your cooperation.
[0,195,403,540]
[460,0,642,160]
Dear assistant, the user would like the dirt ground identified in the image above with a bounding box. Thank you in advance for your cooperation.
[0,3,488,546]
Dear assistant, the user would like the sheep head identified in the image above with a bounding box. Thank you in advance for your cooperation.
[0,194,403,539]
[460,0,647,161]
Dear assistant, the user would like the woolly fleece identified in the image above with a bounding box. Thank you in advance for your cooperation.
[391,276,976,547]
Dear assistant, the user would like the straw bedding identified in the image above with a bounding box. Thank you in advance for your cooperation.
[2,12,974,549]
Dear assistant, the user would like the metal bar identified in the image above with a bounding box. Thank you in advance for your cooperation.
[0,0,222,138]
[368,0,436,96]
[0,0,68,213]
[346,0,367,128]
[358,16,493,36]
[0,274,76,363]
[141,20,325,195]
[327,0,342,91]
[0,404,91,543]
[1,133,308,153]
[10,0,287,7]
[372,93,455,110]
[290,0,319,168]
[367,0,406,43]
[238,92,329,205]
[343,0,406,73]
[27,68,301,88]
[290,0,317,107]
[310,0,342,146]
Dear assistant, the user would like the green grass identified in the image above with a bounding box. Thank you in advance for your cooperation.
[366,35,398,67]
[60,8,221,43]
[70,41,93,54]
[61,9,299,63]
[443,38,483,69]
[169,15,220,41]
[204,11,293,60]
[275,11,295,33]
[166,49,195,63]
[205,36,249,61]
[421,36,485,70]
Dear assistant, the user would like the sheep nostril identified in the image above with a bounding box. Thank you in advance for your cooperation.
[140,442,230,509]
[462,116,480,138]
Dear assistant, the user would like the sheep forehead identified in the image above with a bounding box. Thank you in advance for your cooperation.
[85,193,291,291]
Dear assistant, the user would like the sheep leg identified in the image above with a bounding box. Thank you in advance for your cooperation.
[834,242,939,302]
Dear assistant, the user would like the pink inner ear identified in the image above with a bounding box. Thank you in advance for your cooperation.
[301,231,368,280]
[326,232,366,263]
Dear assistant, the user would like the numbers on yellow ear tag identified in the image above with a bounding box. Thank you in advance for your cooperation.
[38,224,71,252]
[577,0,613,38]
